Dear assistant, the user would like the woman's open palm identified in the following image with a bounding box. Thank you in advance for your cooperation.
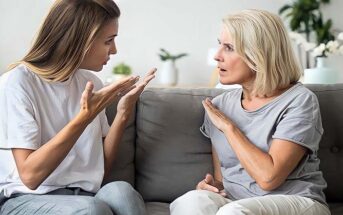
[117,68,156,116]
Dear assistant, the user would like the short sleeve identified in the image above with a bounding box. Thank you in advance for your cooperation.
[200,111,211,138]
[272,93,323,153]
[4,88,40,149]
[99,109,110,137]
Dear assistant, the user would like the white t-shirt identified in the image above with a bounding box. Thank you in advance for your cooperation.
[0,65,110,197]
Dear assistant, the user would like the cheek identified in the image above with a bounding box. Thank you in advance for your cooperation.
[225,56,243,71]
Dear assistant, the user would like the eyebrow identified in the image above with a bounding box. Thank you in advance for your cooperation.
[107,34,117,39]
[218,38,234,49]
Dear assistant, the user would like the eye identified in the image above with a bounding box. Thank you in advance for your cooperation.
[105,38,114,45]
[225,44,234,52]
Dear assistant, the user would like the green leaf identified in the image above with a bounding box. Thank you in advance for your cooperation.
[158,48,188,62]
[279,5,291,15]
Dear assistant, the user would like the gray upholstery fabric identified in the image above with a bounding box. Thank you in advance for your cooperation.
[104,85,343,214]
[146,202,170,215]
[103,101,136,186]
[306,84,343,203]
[135,88,225,202]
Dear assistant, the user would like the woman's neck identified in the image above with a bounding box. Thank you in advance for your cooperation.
[241,84,294,111]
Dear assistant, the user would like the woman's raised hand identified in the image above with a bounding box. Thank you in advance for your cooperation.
[196,173,227,197]
[79,73,147,122]
[116,68,156,117]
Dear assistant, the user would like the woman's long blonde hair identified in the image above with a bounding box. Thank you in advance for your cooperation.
[223,9,302,96]
[10,0,120,82]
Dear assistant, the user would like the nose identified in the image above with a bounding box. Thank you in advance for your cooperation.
[110,42,117,55]
[214,49,223,62]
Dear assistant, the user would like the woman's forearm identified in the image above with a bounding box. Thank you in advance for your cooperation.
[13,113,90,190]
[222,125,276,187]
[103,112,129,180]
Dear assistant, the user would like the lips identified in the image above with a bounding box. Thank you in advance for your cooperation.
[218,67,227,72]
[104,58,110,65]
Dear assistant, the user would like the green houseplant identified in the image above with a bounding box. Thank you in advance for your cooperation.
[112,62,132,76]
[279,0,335,68]
[158,48,188,63]
[111,62,132,82]
[158,49,188,86]
[279,0,334,44]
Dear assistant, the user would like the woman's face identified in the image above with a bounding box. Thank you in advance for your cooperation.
[214,27,255,86]
[80,19,118,72]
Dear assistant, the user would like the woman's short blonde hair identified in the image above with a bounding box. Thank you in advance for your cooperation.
[10,0,120,82]
[223,9,301,96]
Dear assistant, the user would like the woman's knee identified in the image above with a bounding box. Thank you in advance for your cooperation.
[86,198,113,215]
[171,190,214,209]
[217,202,254,215]
[96,181,146,215]
[97,181,137,199]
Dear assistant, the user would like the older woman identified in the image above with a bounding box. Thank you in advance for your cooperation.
[170,9,330,215]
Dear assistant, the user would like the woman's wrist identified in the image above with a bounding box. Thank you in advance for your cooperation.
[74,111,93,127]
[222,121,235,135]
[115,110,131,123]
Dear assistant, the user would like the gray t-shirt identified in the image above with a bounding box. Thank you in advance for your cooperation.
[200,83,327,204]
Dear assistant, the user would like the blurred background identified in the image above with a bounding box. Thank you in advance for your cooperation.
[1,0,343,86]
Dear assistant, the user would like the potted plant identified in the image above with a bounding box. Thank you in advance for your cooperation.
[158,48,188,86]
[279,0,334,68]
[112,62,132,82]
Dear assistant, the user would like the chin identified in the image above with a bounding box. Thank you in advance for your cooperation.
[219,78,237,85]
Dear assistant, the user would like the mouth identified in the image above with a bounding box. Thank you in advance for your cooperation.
[218,67,227,72]
[104,58,110,65]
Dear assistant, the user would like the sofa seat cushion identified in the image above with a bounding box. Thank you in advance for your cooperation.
[329,203,343,215]
[146,202,170,215]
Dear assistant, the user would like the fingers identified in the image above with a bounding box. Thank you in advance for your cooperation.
[106,75,140,95]
[218,190,227,197]
[140,68,157,87]
[204,173,214,185]
[202,98,221,116]
[129,68,157,94]
[197,180,219,193]
[118,84,137,97]
[196,174,219,193]
[115,68,156,99]
[80,81,94,107]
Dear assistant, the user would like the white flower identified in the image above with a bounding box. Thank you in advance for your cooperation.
[338,32,343,41]
[339,46,343,55]
[326,40,340,54]
[312,43,326,57]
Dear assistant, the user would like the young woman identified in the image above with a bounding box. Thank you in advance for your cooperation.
[170,9,330,215]
[0,0,155,214]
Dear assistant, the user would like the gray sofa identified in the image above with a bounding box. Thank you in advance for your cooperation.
[105,84,343,215]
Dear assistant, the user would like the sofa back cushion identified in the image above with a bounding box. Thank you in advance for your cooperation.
[135,88,225,202]
[306,84,343,202]
[103,101,136,186]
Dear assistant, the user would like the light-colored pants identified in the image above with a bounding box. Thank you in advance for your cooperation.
[0,181,146,215]
[170,190,331,215]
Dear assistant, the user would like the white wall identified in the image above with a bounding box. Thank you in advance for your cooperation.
[1,0,342,85]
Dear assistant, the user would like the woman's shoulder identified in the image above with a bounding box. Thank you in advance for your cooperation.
[284,83,319,104]
[74,69,104,89]
[212,88,242,106]
[1,64,36,90]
